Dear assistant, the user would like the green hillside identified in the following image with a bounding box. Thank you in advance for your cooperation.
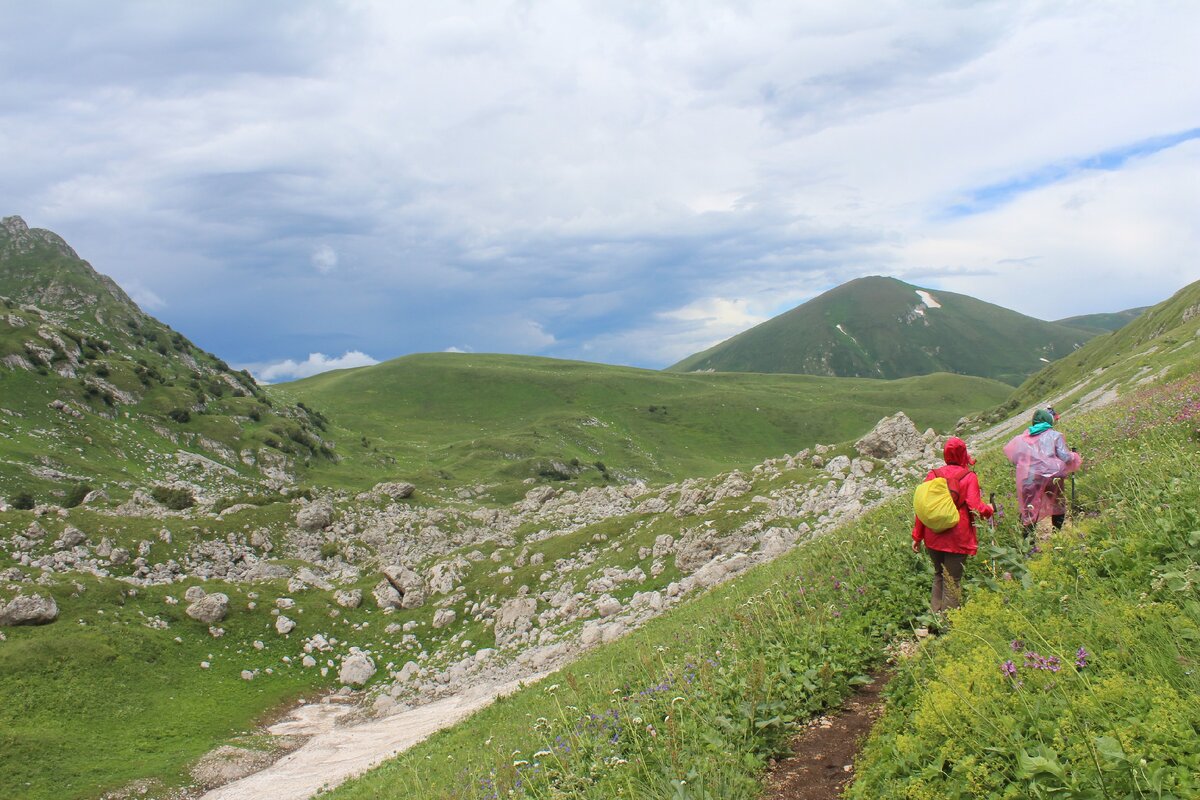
[1054,306,1148,334]
[668,276,1096,385]
[277,352,1012,495]
[0,216,330,506]
[979,278,1200,428]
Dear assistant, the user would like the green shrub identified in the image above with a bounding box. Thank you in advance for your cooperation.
[319,542,340,560]
[8,491,35,510]
[167,408,190,423]
[150,486,194,510]
[63,482,93,508]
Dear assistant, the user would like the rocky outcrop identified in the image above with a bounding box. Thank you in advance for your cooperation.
[855,411,925,460]
[379,565,426,609]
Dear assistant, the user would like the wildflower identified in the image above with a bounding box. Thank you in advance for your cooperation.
[1001,660,1018,678]
[1010,639,1024,652]
[1075,646,1089,668]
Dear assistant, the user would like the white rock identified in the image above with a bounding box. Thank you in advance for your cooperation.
[275,615,296,635]
[338,650,376,686]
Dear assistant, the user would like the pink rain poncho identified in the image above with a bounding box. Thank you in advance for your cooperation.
[1003,427,1081,526]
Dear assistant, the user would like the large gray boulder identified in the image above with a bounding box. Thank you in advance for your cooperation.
[855,412,925,461]
[427,558,467,596]
[493,597,537,647]
[338,650,376,686]
[0,594,58,626]
[295,498,333,532]
[185,593,229,624]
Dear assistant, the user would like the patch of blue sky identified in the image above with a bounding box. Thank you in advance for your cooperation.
[941,126,1200,219]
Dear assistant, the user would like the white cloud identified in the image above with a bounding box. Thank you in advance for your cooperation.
[582,296,771,366]
[249,350,379,383]
[311,244,338,274]
[443,346,472,353]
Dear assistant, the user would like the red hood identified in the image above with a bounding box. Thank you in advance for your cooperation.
[943,437,976,467]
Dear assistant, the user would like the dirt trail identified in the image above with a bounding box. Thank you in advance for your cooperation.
[201,673,545,800]
[761,672,890,800]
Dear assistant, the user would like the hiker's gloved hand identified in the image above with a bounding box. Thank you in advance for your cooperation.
[980,504,995,518]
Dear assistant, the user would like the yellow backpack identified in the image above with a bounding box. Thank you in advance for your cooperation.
[914,468,963,532]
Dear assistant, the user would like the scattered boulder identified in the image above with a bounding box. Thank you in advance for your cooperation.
[275,615,296,635]
[185,593,229,624]
[432,608,457,629]
[373,482,415,501]
[338,649,376,686]
[295,498,333,532]
[184,585,207,603]
[427,558,467,596]
[381,565,426,609]
[373,580,403,610]
[0,594,58,626]
[334,589,362,609]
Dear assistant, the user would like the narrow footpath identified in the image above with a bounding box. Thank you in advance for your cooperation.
[761,672,890,800]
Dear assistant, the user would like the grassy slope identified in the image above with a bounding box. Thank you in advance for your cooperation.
[978,279,1200,427]
[1053,306,1148,334]
[323,362,1200,800]
[277,353,1011,494]
[667,276,1095,385]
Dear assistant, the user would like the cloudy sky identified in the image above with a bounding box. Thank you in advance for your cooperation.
[4,1,1199,380]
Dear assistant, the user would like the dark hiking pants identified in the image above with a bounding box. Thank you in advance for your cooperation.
[928,549,966,612]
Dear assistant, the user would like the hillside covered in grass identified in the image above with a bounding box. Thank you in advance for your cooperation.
[668,276,1096,385]
[976,278,1200,433]
[0,216,331,507]
[278,352,1011,495]
[323,356,1200,800]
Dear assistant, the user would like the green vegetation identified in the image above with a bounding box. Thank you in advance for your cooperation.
[1054,306,1148,334]
[979,279,1200,427]
[150,485,195,510]
[668,276,1097,385]
[278,352,1012,496]
[851,375,1200,798]
[321,371,1200,800]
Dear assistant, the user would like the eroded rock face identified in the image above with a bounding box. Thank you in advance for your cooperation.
[0,594,58,626]
[855,411,924,460]
[191,745,275,790]
[185,593,229,624]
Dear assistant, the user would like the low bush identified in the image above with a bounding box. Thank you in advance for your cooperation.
[150,486,194,511]
[8,492,35,510]
[62,483,93,509]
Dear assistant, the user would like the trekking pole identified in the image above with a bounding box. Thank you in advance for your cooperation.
[1070,475,1077,515]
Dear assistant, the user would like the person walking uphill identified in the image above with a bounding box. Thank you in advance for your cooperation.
[912,437,994,613]
[1004,407,1082,538]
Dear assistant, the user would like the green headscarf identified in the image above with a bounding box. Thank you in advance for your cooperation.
[1029,408,1055,435]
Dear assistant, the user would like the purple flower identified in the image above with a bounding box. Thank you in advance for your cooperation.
[1001,660,1018,678]
[1010,639,1024,652]
[1075,646,1089,669]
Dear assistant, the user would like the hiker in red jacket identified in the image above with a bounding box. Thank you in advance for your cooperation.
[912,437,994,613]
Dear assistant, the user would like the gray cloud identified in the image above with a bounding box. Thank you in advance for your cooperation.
[3,1,1198,372]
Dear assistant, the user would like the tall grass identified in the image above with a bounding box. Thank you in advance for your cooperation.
[849,375,1200,799]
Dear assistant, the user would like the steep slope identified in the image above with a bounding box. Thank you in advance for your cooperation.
[0,216,330,505]
[278,352,1012,496]
[668,276,1096,385]
[974,278,1200,433]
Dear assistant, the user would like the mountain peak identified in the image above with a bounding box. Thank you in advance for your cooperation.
[668,276,1097,385]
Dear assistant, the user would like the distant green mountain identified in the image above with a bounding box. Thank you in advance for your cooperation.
[279,352,1012,497]
[668,276,1097,386]
[0,216,329,504]
[1054,307,1149,334]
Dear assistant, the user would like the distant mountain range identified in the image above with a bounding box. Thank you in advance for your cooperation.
[667,276,1134,385]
